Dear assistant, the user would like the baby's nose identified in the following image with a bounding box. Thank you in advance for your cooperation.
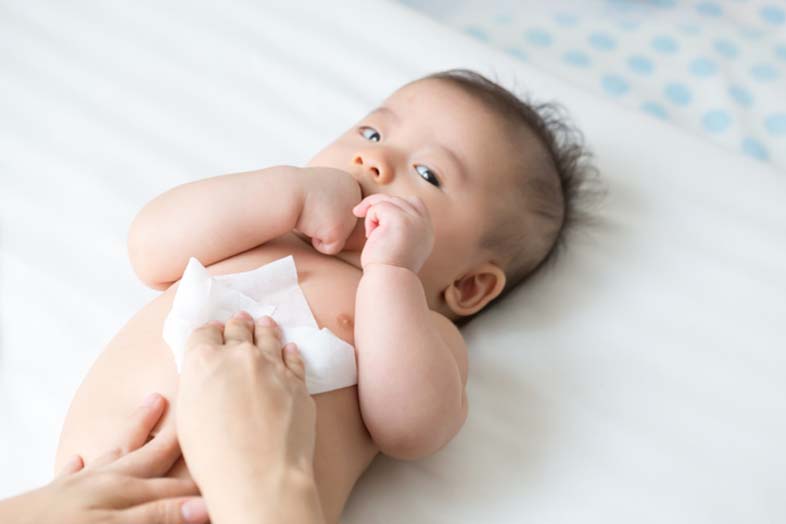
[353,154,393,184]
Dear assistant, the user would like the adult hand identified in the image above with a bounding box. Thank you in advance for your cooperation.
[176,311,323,524]
[0,393,208,524]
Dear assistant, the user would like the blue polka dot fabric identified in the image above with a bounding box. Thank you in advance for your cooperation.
[397,0,786,170]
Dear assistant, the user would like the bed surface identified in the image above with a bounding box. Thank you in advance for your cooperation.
[402,0,786,171]
[1,1,785,522]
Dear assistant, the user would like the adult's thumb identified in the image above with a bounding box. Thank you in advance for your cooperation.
[120,496,209,524]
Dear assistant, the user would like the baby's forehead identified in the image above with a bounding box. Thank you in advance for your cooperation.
[380,82,523,166]
[384,78,484,116]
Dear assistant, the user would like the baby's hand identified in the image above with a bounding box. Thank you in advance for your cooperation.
[352,194,434,273]
[295,167,363,255]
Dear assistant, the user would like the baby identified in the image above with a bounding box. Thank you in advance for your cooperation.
[55,68,596,523]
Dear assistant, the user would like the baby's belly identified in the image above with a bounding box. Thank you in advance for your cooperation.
[56,236,378,524]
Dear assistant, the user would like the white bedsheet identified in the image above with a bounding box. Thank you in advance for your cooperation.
[1,1,784,522]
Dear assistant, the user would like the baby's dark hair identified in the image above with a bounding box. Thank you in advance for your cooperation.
[413,68,604,327]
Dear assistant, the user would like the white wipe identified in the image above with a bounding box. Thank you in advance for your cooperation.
[162,255,358,395]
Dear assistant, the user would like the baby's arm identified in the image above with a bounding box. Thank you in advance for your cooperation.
[128,165,305,289]
[351,194,468,460]
[355,264,468,461]
[128,166,360,289]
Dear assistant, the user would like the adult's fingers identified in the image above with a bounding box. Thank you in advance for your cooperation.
[105,477,200,508]
[118,496,209,524]
[90,447,125,469]
[185,321,224,352]
[55,454,84,478]
[108,421,182,478]
[282,343,306,383]
[88,393,167,468]
[115,393,168,455]
[254,315,284,362]
[224,310,254,344]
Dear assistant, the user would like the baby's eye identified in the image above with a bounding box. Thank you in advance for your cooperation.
[415,164,441,188]
[359,126,381,142]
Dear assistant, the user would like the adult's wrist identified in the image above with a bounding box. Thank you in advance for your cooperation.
[202,461,324,524]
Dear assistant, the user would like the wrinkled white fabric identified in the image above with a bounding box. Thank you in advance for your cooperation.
[162,255,358,394]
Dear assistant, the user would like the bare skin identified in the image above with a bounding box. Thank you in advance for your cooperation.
[57,234,369,523]
[3,393,207,524]
[56,79,515,523]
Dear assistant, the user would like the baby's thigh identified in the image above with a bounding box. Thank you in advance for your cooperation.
[55,290,180,473]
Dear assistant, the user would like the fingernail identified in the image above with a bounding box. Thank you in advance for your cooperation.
[257,315,275,327]
[285,343,299,355]
[142,392,161,408]
[234,310,252,322]
[181,498,209,523]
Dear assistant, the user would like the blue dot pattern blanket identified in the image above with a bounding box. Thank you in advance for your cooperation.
[398,0,786,171]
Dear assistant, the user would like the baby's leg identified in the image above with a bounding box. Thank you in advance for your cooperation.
[55,289,186,475]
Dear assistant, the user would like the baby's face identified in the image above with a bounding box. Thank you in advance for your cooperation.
[307,79,515,300]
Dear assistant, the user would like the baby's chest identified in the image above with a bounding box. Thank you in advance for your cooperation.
[210,233,362,347]
[296,260,361,346]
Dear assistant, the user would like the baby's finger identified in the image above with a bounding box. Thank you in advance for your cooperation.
[185,322,224,352]
[364,204,379,237]
[364,200,406,237]
[352,193,393,217]
[282,343,306,382]
[224,310,254,345]
[55,454,84,478]
[254,316,284,360]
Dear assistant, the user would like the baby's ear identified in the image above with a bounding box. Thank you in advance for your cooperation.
[444,264,506,317]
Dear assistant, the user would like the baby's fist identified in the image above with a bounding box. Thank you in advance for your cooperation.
[352,194,434,273]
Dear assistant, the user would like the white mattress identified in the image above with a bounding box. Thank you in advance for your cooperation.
[1,1,785,522]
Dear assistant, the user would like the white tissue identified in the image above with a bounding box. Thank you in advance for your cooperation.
[162,255,358,395]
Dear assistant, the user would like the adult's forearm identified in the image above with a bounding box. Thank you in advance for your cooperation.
[204,466,325,524]
[128,165,304,288]
[354,263,466,460]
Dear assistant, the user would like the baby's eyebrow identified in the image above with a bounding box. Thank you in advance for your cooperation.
[369,105,468,186]
[370,106,400,122]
